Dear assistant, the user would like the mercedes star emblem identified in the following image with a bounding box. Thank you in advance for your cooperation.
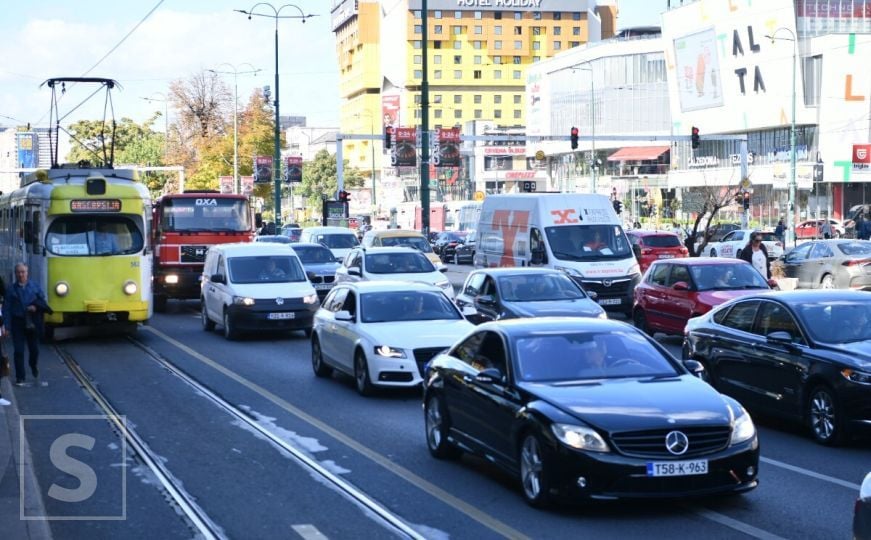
[665,431,689,456]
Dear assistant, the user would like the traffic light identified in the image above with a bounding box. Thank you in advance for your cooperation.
[570,127,579,150]
[734,192,743,206]
[691,126,700,149]
[612,199,623,214]
[338,190,350,203]
[384,126,393,149]
[742,191,750,210]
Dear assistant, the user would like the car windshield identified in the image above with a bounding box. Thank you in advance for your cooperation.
[544,224,632,261]
[361,291,461,323]
[498,274,586,302]
[319,234,359,249]
[46,216,144,256]
[689,263,770,291]
[837,242,871,256]
[514,330,678,382]
[227,256,306,284]
[643,235,681,248]
[797,301,871,343]
[159,197,251,232]
[283,228,302,241]
[256,235,291,243]
[365,252,435,274]
[380,235,434,253]
[756,232,778,242]
[292,245,337,264]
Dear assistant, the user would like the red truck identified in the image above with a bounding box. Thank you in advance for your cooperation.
[152,192,255,311]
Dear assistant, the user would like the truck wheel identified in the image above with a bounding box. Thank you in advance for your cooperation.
[153,294,167,313]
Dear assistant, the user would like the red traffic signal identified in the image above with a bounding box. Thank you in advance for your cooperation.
[338,190,350,202]
[691,126,700,149]
[570,126,579,150]
[742,191,750,210]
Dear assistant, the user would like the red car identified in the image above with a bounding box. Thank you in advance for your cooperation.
[626,230,689,273]
[632,258,772,336]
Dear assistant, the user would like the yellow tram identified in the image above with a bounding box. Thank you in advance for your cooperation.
[0,167,153,336]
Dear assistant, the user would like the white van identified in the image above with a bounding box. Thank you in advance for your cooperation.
[299,226,360,261]
[473,193,641,315]
[201,243,319,339]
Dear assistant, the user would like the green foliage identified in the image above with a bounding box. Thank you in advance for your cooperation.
[298,149,365,211]
[67,115,162,167]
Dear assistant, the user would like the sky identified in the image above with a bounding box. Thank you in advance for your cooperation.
[0,0,666,132]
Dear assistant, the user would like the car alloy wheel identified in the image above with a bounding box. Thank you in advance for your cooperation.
[311,336,332,377]
[425,394,461,459]
[223,310,238,340]
[633,309,651,336]
[201,302,215,331]
[820,274,834,289]
[519,433,551,507]
[354,350,375,397]
[808,386,842,445]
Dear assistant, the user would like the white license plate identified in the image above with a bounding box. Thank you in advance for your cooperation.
[658,254,675,259]
[598,298,622,306]
[314,283,333,290]
[268,312,295,320]
[646,459,708,477]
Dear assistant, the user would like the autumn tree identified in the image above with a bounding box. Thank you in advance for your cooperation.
[682,172,742,256]
[298,149,365,212]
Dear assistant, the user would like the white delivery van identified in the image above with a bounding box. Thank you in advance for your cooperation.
[473,193,641,315]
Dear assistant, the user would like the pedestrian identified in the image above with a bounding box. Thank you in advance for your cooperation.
[859,215,871,241]
[774,218,785,244]
[2,263,51,387]
[739,232,771,279]
[820,219,834,240]
[633,218,641,230]
[0,274,9,406]
[671,222,685,242]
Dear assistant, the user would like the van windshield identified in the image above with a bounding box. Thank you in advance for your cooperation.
[227,256,306,284]
[544,225,632,261]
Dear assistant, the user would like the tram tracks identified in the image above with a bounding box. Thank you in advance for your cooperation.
[54,339,425,540]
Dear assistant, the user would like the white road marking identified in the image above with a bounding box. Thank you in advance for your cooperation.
[292,524,328,540]
[761,456,862,490]
[689,507,787,540]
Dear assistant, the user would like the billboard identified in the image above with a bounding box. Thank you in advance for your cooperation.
[219,176,234,194]
[241,175,254,196]
[284,156,303,183]
[391,127,417,167]
[662,0,814,133]
[17,132,37,168]
[254,156,273,184]
[434,128,460,168]
[382,94,400,130]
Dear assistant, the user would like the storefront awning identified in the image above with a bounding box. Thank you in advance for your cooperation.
[606,146,670,162]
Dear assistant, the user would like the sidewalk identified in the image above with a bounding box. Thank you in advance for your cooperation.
[0,377,53,540]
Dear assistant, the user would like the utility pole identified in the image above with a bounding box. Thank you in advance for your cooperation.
[420,0,430,236]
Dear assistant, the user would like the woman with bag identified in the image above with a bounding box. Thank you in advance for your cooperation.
[2,263,49,387]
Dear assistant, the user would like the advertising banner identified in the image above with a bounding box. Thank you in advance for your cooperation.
[382,94,400,130]
[219,176,234,194]
[254,156,273,184]
[17,132,37,168]
[241,175,254,196]
[284,156,303,183]
[853,144,871,170]
[672,28,724,112]
[434,128,460,168]
[391,127,417,167]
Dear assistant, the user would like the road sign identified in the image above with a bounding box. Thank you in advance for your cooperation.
[535,150,545,161]
[474,191,485,201]
[740,177,752,190]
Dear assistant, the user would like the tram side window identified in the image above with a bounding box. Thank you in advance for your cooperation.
[46,216,144,256]
[32,212,42,254]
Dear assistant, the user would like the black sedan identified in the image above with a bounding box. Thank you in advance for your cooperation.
[684,290,871,445]
[291,242,341,300]
[455,267,606,324]
[423,318,759,506]
[779,239,871,290]
[452,230,476,265]
[433,231,469,261]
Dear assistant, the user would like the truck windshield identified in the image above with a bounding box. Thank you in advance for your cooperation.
[46,216,144,256]
[544,224,632,261]
[160,198,251,232]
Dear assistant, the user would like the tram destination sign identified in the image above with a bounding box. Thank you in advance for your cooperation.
[71,199,122,212]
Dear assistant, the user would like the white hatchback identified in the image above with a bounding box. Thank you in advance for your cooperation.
[311,281,474,395]
[335,246,455,299]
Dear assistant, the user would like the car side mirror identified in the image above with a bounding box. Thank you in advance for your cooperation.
[682,359,705,379]
[348,267,361,276]
[766,331,794,345]
[210,273,226,284]
[673,281,690,291]
[476,294,496,307]
[438,265,448,273]
[475,367,504,384]
[531,249,544,265]
[335,310,354,321]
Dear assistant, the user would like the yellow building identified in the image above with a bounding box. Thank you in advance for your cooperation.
[332,0,617,203]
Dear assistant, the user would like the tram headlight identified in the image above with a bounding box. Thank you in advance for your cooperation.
[123,281,138,296]
[55,281,70,297]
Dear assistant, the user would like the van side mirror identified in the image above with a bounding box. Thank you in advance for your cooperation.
[531,249,544,265]
[348,267,361,276]
[210,273,226,284]
[335,310,354,321]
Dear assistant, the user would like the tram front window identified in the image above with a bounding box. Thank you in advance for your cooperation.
[46,216,144,256]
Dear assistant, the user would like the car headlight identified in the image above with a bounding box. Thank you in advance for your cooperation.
[436,280,452,290]
[55,281,70,297]
[303,293,318,304]
[861,472,871,501]
[841,368,871,385]
[123,281,138,295]
[596,311,608,319]
[730,408,756,445]
[554,265,583,277]
[233,296,255,306]
[374,345,406,358]
[550,423,610,453]
[165,274,179,284]
[628,263,641,276]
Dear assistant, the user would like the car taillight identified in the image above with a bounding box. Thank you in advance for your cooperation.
[680,247,689,255]
[642,248,653,255]
[843,258,871,266]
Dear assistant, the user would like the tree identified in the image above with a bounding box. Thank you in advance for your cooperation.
[682,172,742,256]
[67,115,161,167]
[298,149,365,212]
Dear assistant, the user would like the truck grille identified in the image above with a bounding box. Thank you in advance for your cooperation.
[579,278,632,296]
[180,245,209,263]
[610,426,732,459]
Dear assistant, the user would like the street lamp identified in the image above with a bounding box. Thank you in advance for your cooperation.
[236,3,317,228]
[353,110,378,209]
[208,63,261,195]
[140,93,169,160]
[574,64,596,194]
[766,27,798,247]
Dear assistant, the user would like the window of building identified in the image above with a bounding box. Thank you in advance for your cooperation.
[453,40,461,49]
[495,11,502,20]
[533,56,540,62]
[473,40,482,49]
[533,41,541,50]
[494,110,502,118]
[474,11,482,19]
[452,25,462,34]
[513,70,521,79]
[434,54,442,64]
[533,26,541,35]
[414,109,421,119]
[494,70,502,79]
[414,25,422,33]
[495,40,502,49]
[570,41,580,48]
[414,69,422,78]
[493,56,502,64]
[434,25,443,34]
[554,12,562,20]
[474,55,482,64]
[514,26,522,35]
[554,27,561,35]
[454,70,462,79]
[454,109,462,119]
[533,11,542,20]
[474,25,482,34]
[475,109,483,119]
[434,70,442,79]
[474,94,482,104]
[473,70,482,79]
[454,11,462,19]
[414,55,422,64]
[572,12,581,20]
[434,10,442,19]
[514,109,522,119]
[453,95,462,104]
[494,95,502,104]
[434,40,442,49]
[554,41,561,50]
[414,94,421,104]
[413,40,422,49]
[513,55,521,64]
[494,25,502,35]
[434,109,443,119]
[454,54,462,64]
[573,26,580,35]
[513,94,521,104]
[803,55,822,107]
[434,95,442,103]
[514,11,522,20]
[413,10,421,18]
[514,40,522,49]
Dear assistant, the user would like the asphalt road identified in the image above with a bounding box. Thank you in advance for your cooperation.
[8,264,869,539]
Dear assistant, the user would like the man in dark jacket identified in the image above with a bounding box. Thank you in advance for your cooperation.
[2,263,49,387]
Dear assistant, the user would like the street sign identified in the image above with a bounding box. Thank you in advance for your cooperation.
[474,191,485,201]
[535,150,545,161]
[740,177,752,190]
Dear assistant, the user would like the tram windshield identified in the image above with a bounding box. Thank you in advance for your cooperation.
[160,198,251,233]
[46,216,144,256]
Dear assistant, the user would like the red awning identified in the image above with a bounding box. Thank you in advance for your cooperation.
[606,146,670,162]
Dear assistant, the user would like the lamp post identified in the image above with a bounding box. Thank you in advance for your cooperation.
[354,111,378,209]
[574,64,596,194]
[140,93,169,160]
[208,63,261,195]
[767,27,798,247]
[236,3,317,228]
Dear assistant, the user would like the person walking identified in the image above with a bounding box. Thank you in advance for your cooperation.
[820,219,834,240]
[774,218,785,245]
[2,263,51,387]
[739,232,771,279]
[0,274,9,405]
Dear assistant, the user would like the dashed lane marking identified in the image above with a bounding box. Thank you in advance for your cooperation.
[292,524,328,540]
[761,456,861,490]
